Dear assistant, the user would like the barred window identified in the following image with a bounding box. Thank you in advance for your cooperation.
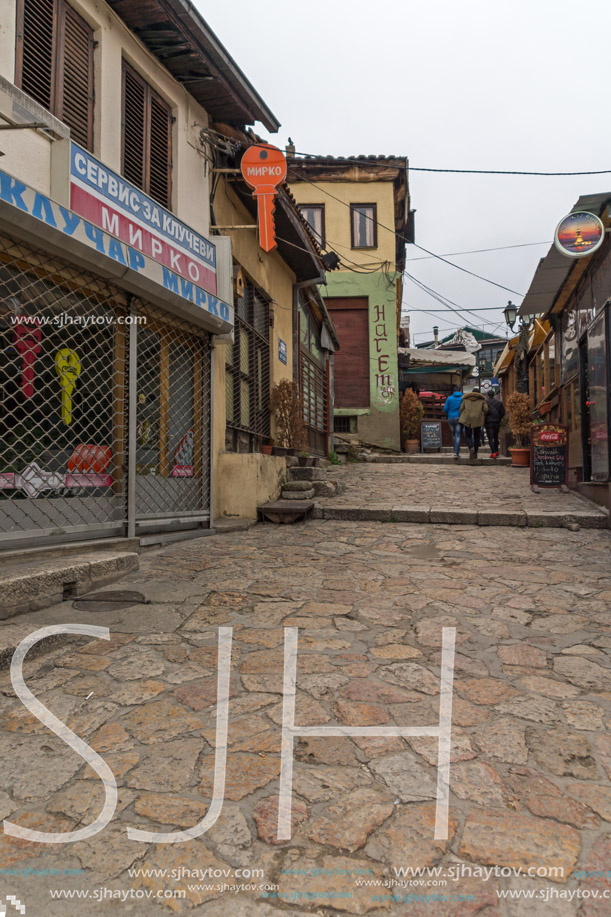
[298,299,328,454]
[16,0,94,150]
[225,278,270,451]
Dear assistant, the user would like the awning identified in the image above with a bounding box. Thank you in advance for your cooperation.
[519,192,611,316]
[493,338,517,376]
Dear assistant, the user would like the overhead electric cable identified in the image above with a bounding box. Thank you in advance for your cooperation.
[407,240,551,259]
[289,151,611,176]
[410,244,524,295]
[286,167,525,296]
[404,271,494,325]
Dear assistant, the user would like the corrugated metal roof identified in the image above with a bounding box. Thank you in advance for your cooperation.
[299,155,407,163]
[519,192,611,316]
[398,347,476,368]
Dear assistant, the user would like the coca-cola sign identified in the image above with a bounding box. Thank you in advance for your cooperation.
[531,424,568,489]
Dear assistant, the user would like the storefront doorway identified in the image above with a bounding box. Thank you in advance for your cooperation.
[579,305,610,484]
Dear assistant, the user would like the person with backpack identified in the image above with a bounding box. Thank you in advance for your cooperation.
[485,389,505,458]
[443,385,463,459]
[459,389,488,459]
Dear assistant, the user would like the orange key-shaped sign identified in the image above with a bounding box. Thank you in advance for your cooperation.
[241,144,287,253]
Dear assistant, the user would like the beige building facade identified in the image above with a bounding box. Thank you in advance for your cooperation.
[289,156,410,451]
[0,0,309,547]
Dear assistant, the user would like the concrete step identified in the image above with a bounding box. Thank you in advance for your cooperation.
[281,489,315,500]
[0,551,140,620]
[0,536,140,568]
[283,480,317,491]
[313,504,608,529]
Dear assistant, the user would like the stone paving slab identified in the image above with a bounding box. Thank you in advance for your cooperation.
[319,462,609,528]
[0,519,609,915]
[317,505,607,529]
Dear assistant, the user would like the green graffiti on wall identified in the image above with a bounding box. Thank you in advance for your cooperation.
[323,271,399,414]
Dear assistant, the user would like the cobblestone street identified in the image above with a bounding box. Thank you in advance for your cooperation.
[0,464,610,915]
[321,462,606,517]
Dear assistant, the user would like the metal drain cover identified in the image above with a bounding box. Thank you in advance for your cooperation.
[73,590,145,612]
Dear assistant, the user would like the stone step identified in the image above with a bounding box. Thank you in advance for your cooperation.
[312,481,338,497]
[283,480,317,491]
[361,453,512,466]
[0,551,140,621]
[289,467,325,482]
[313,505,608,529]
[257,500,315,524]
[281,489,315,500]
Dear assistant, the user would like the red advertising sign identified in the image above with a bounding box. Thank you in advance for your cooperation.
[241,144,287,253]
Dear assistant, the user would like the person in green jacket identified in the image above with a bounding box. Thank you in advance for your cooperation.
[459,390,488,459]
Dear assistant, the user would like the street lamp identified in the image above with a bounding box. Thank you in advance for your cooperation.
[503,301,518,331]
[503,302,536,395]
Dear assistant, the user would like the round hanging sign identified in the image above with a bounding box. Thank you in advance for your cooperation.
[554,211,605,258]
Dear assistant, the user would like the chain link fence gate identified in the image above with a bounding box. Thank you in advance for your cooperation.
[0,233,212,548]
[129,299,212,535]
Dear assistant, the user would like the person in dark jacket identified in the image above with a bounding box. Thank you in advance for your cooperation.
[443,386,463,459]
[485,390,505,458]
[459,390,488,459]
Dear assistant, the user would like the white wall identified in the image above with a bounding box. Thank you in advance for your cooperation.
[0,0,211,235]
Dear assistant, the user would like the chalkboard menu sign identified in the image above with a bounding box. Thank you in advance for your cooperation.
[530,424,568,488]
[421,421,442,452]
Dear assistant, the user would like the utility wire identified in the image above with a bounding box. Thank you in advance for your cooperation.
[287,166,525,296]
[410,243,524,295]
[290,151,611,176]
[407,240,551,259]
[403,306,509,313]
[404,271,497,325]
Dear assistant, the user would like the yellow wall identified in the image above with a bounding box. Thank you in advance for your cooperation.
[0,0,211,233]
[210,179,297,519]
[216,453,286,520]
[291,180,397,268]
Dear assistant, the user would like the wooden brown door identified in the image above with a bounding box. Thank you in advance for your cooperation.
[326,297,370,408]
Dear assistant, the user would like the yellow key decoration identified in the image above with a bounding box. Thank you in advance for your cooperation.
[54,348,82,426]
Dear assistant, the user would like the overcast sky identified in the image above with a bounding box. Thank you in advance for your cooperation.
[198,0,611,344]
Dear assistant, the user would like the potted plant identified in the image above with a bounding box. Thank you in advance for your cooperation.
[261,439,274,456]
[298,450,310,467]
[400,389,424,453]
[506,392,532,466]
[269,380,306,455]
